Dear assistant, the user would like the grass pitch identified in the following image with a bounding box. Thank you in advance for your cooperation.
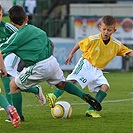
[0,72,133,133]
[2,16,10,22]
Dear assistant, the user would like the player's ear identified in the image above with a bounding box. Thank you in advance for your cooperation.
[26,16,28,23]
[98,24,101,31]
[113,28,117,33]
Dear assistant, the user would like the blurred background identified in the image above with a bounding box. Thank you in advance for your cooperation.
[0,0,133,72]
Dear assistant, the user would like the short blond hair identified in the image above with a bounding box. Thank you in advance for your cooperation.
[101,15,116,26]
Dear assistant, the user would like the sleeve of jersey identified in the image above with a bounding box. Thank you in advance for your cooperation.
[117,44,132,56]
[79,37,90,53]
[49,39,53,45]
[0,33,18,54]
[5,23,18,33]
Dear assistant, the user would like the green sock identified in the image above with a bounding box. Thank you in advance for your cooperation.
[0,94,10,110]
[53,88,64,98]
[21,86,39,94]
[88,90,107,110]
[11,92,22,117]
[64,82,85,99]
[1,76,12,104]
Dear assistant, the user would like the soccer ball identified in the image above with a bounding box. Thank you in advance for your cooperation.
[51,101,72,119]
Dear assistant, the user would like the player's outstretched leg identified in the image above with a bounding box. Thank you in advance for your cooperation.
[6,105,20,128]
[47,82,102,111]
[82,94,102,111]
[46,92,102,111]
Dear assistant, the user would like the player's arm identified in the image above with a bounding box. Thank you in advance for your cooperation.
[65,43,80,64]
[0,51,7,77]
[51,43,54,55]
[117,44,133,57]
[126,50,133,57]
[49,39,54,55]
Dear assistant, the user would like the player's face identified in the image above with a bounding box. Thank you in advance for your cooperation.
[0,9,3,22]
[99,22,116,40]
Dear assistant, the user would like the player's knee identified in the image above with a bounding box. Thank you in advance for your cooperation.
[68,80,76,84]
[101,84,109,92]
[55,81,66,90]
[10,79,20,94]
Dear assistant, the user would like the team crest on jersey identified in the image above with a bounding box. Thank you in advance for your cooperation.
[95,47,100,51]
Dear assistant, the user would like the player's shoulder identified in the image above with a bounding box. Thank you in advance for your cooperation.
[5,22,18,32]
[88,34,100,41]
[0,21,6,26]
[111,36,121,46]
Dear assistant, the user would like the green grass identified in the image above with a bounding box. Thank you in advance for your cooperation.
[2,16,10,22]
[0,72,133,133]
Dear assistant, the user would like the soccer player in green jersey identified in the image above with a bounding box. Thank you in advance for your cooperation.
[0,5,46,122]
[0,4,18,111]
[0,5,20,127]
[0,47,20,128]
[46,15,133,118]
[0,5,102,121]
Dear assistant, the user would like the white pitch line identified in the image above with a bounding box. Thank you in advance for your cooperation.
[129,92,133,94]
[70,98,133,105]
[102,98,133,103]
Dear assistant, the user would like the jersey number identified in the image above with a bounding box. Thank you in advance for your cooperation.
[80,77,87,83]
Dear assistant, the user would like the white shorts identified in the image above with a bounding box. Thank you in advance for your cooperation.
[67,57,109,93]
[4,53,20,77]
[15,55,66,90]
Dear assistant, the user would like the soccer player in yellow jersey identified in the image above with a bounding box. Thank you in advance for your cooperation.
[46,15,133,118]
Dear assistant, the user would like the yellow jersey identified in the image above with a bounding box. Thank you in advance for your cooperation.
[79,33,132,69]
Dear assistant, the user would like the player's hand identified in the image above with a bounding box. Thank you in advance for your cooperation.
[0,52,7,77]
[64,54,73,65]
[0,68,7,78]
